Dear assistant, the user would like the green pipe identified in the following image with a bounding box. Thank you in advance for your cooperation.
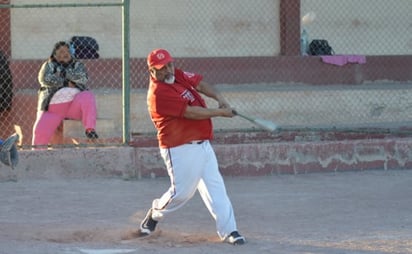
[122,0,130,144]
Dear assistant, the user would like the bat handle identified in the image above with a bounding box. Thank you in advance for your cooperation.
[232,110,254,122]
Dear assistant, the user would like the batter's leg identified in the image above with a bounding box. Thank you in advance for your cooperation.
[197,141,239,240]
[150,144,204,220]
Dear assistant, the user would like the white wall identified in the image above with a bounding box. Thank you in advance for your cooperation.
[301,0,412,55]
[10,0,280,59]
[11,0,122,59]
[11,0,411,59]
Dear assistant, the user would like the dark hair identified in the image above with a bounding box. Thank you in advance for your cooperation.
[50,41,70,59]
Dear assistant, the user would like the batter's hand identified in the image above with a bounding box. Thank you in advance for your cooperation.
[215,93,230,109]
[218,101,230,109]
[220,107,236,117]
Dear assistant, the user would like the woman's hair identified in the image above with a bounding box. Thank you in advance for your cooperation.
[50,41,71,59]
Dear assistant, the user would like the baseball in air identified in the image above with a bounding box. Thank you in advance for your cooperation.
[301,11,316,25]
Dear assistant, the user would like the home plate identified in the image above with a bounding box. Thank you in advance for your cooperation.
[78,248,137,254]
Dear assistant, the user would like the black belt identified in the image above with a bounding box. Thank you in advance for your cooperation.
[187,140,205,145]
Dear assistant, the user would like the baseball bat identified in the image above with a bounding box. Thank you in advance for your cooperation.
[232,110,277,132]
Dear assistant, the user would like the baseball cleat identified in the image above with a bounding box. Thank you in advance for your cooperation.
[139,208,158,237]
[226,231,245,245]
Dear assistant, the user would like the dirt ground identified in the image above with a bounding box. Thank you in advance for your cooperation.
[1,169,412,254]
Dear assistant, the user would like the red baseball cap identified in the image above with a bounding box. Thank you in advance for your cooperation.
[147,48,173,69]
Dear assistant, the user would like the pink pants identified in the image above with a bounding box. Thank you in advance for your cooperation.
[32,91,97,146]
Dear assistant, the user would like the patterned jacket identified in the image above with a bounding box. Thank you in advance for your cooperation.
[37,59,88,111]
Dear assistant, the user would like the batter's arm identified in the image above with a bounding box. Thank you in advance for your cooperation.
[183,105,234,120]
[196,81,230,109]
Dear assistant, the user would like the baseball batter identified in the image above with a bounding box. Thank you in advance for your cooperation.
[137,49,245,245]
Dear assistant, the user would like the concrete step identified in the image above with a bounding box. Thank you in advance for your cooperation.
[59,119,118,144]
[8,82,412,146]
[63,119,116,137]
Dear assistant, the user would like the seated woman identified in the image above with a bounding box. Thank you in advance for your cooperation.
[32,41,98,148]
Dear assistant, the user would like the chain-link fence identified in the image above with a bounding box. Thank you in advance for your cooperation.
[1,0,412,149]
[0,0,125,148]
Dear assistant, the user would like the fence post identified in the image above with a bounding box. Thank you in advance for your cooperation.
[122,0,130,144]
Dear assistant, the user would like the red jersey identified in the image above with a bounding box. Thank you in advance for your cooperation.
[147,68,213,148]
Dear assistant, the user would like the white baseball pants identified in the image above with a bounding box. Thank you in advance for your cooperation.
[151,140,238,240]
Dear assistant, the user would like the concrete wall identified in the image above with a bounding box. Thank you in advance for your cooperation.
[2,137,412,180]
